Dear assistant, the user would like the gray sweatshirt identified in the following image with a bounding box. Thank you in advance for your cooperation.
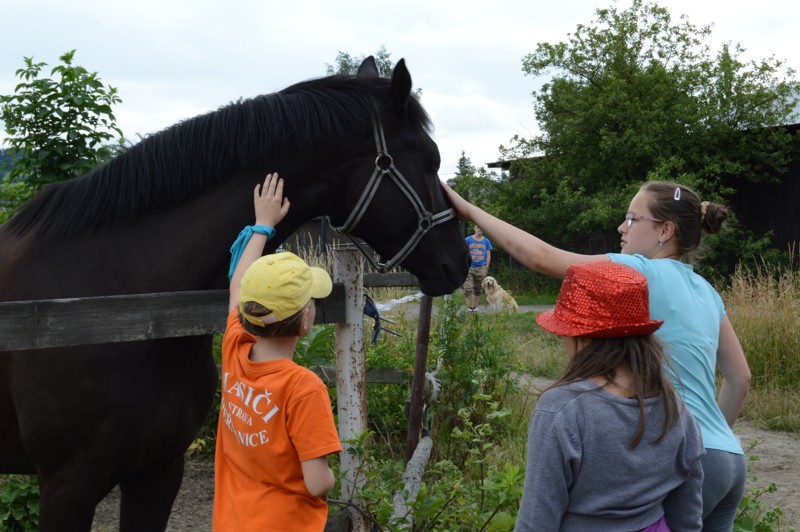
[515,379,704,531]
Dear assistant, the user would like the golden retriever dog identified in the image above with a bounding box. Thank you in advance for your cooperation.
[482,276,519,313]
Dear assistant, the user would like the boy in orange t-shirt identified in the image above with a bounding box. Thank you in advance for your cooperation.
[213,172,342,531]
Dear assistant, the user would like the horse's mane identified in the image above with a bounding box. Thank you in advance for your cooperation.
[5,75,432,238]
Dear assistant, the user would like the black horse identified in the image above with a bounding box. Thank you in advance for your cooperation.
[0,57,469,531]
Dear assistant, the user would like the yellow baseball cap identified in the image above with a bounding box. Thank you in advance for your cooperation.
[239,252,332,327]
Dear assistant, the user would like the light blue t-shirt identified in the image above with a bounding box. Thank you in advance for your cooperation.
[608,253,743,455]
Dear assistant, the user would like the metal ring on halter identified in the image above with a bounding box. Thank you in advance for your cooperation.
[375,153,393,171]
[419,213,432,232]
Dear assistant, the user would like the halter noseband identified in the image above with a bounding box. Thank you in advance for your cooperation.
[328,117,456,273]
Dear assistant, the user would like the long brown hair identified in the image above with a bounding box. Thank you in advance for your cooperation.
[549,335,681,448]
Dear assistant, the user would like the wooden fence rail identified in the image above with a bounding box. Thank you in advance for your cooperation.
[0,272,418,352]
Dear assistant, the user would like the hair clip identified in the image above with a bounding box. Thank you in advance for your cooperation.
[673,187,681,200]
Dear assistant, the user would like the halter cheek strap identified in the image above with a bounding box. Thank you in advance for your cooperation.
[328,116,456,273]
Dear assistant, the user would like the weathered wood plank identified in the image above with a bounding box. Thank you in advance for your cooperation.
[0,271,417,352]
[0,285,346,351]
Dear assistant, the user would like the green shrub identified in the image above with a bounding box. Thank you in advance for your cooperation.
[0,475,39,531]
[326,295,525,530]
[734,441,791,532]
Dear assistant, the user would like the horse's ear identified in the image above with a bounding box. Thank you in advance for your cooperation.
[357,56,380,78]
[391,58,412,111]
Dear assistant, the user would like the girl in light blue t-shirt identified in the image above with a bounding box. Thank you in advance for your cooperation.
[443,180,751,532]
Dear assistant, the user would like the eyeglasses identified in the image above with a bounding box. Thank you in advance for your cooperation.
[624,213,664,227]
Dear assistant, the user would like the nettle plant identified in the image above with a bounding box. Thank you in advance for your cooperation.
[328,296,525,530]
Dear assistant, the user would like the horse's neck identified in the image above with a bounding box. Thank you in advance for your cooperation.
[2,163,342,298]
[9,177,258,298]
[110,170,333,293]
[123,178,259,292]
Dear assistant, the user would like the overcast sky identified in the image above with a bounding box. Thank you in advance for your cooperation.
[1,0,798,178]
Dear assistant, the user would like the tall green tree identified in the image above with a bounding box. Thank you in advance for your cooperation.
[325,46,423,97]
[451,151,498,211]
[498,0,798,269]
[0,50,125,220]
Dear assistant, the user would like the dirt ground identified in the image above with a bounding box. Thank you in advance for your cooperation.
[520,376,800,531]
[735,419,800,530]
[91,410,799,531]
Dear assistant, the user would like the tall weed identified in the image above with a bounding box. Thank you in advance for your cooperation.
[428,297,518,464]
[725,262,800,390]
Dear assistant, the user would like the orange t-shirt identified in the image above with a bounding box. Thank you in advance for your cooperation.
[212,310,342,531]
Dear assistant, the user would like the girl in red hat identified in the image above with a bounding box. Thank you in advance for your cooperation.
[443,180,750,531]
[516,261,703,531]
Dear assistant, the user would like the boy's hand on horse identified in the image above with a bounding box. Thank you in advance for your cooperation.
[255,172,290,228]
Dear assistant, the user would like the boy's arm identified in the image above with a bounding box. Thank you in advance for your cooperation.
[228,173,290,311]
[301,456,336,498]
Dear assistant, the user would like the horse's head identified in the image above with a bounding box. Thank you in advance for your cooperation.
[325,57,469,296]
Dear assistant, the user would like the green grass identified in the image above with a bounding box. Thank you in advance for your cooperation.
[512,292,558,306]
[477,262,800,433]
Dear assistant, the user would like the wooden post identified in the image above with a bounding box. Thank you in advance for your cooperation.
[332,245,369,531]
[405,294,432,463]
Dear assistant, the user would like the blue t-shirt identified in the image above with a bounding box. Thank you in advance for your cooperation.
[608,253,742,454]
[466,235,492,268]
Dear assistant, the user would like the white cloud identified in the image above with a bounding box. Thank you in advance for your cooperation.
[2,0,798,176]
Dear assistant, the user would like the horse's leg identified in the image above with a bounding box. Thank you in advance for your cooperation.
[0,356,36,473]
[13,337,216,532]
[114,337,217,532]
[37,473,113,532]
[117,453,186,532]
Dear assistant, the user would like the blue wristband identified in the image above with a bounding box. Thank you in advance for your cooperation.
[228,225,276,281]
[251,225,276,239]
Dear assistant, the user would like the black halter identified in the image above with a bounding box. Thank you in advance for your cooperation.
[328,117,456,273]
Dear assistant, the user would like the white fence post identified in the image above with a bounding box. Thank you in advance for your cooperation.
[332,245,369,531]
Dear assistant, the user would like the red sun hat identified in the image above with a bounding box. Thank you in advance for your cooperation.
[536,262,663,338]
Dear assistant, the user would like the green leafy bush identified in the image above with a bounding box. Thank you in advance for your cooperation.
[734,441,790,532]
[0,475,39,531]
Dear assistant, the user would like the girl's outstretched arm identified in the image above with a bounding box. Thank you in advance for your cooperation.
[441,181,606,279]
